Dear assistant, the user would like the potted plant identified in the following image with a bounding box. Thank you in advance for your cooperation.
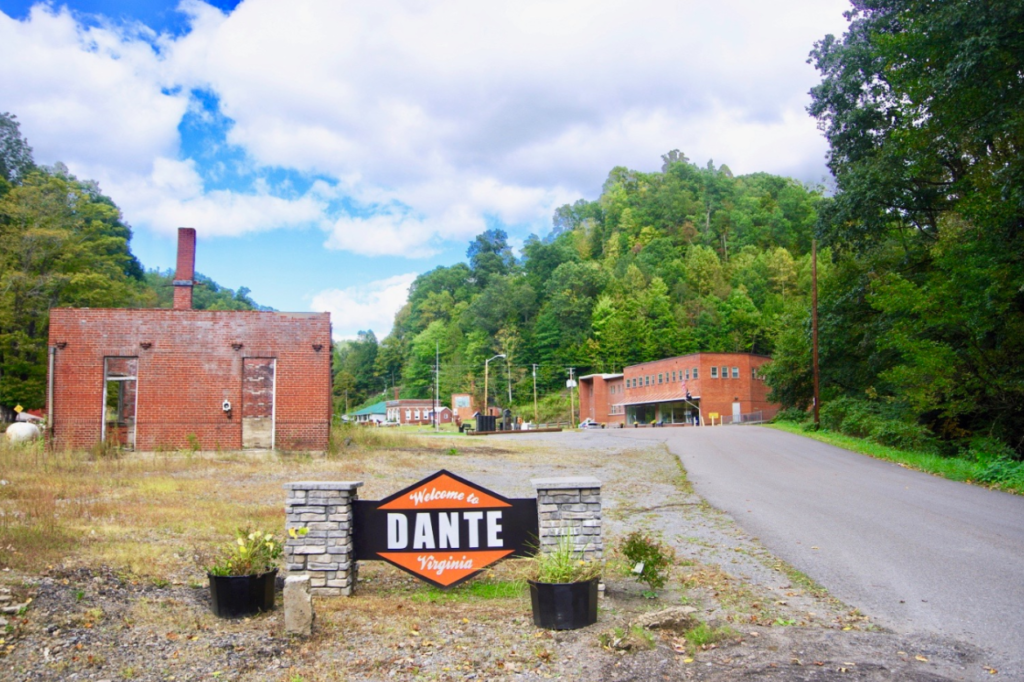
[528,534,603,630]
[205,527,286,618]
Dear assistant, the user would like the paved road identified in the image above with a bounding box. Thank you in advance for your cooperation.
[557,426,1024,670]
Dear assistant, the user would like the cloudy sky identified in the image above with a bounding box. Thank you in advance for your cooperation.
[0,0,851,338]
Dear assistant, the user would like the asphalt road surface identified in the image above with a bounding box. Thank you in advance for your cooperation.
[538,426,1024,671]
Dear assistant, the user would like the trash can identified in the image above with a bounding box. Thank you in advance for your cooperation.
[476,414,497,432]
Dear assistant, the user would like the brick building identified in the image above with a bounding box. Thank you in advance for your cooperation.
[578,373,625,426]
[385,399,452,425]
[579,353,777,426]
[47,228,332,452]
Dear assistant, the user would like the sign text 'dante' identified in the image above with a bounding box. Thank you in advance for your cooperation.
[353,470,537,588]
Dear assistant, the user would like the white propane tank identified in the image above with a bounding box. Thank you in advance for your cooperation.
[5,422,41,443]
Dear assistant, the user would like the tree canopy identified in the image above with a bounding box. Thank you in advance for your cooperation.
[779,0,1024,454]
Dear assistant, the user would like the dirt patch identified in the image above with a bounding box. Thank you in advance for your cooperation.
[0,434,1003,680]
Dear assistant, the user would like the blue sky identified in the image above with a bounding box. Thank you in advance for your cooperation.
[1,0,850,338]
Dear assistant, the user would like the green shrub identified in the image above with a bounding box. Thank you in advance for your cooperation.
[869,419,936,453]
[772,407,809,423]
[840,409,879,439]
[974,458,1024,488]
[819,397,937,453]
[619,531,674,592]
[819,396,859,432]
[965,436,1018,463]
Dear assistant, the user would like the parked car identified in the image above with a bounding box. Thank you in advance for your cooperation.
[579,419,604,429]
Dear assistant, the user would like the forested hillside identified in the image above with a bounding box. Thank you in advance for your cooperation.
[780,0,1024,457]
[0,113,268,415]
[338,154,824,414]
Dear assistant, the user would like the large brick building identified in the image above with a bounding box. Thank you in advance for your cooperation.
[579,353,777,427]
[47,229,332,452]
[385,399,452,425]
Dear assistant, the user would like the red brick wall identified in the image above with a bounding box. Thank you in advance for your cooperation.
[48,308,332,451]
[622,353,777,423]
[692,354,776,421]
[386,399,444,425]
[579,375,625,425]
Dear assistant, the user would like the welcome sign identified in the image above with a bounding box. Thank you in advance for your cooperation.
[352,470,538,588]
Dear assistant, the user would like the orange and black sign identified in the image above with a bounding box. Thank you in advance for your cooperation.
[353,470,538,588]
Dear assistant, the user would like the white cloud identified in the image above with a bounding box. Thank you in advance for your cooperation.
[1,0,851,259]
[0,6,187,176]
[310,273,419,339]
[104,157,325,237]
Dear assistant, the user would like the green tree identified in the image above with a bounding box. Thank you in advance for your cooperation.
[0,168,146,408]
[805,0,1024,452]
[467,228,514,289]
[0,112,35,186]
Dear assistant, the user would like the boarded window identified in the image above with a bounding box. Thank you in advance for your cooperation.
[242,358,275,449]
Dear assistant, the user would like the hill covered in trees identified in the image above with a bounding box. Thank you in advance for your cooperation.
[339,152,824,415]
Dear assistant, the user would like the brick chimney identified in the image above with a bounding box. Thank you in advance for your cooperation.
[173,227,196,310]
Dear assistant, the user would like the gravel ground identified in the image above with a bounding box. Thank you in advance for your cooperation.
[0,433,1002,680]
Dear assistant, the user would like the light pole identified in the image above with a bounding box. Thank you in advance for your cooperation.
[484,353,506,416]
[532,364,539,423]
[506,358,512,405]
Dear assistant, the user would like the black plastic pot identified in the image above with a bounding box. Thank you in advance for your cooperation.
[208,569,277,618]
[528,578,598,630]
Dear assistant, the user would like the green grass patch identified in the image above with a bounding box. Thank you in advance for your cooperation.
[767,422,1024,495]
[684,621,734,651]
[409,578,527,603]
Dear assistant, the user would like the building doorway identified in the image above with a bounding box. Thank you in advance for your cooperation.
[242,358,275,449]
[102,357,138,450]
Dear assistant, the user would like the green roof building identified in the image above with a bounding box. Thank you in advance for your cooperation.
[350,401,387,424]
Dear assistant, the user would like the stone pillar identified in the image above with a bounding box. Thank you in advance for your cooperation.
[284,481,363,597]
[531,476,602,561]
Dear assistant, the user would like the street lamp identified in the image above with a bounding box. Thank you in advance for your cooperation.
[484,353,506,416]
[506,357,513,405]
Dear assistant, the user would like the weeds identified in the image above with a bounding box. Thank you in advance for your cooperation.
[619,531,674,594]
[683,621,734,650]
[598,624,656,651]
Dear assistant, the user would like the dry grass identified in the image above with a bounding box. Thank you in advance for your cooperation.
[0,426,461,576]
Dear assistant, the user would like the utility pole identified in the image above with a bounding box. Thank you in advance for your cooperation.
[812,238,821,427]
[435,342,440,432]
[532,364,539,423]
[506,358,512,406]
[484,354,506,418]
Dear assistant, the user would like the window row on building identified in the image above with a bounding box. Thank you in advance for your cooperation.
[579,352,778,428]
